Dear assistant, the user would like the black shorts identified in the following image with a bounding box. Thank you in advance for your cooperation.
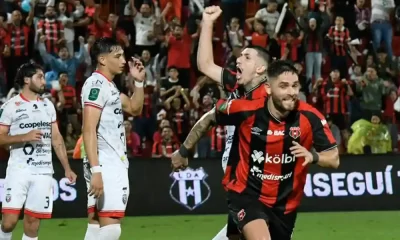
[227,191,297,240]
[227,213,240,237]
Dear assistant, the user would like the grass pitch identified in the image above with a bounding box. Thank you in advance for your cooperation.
[4,211,400,239]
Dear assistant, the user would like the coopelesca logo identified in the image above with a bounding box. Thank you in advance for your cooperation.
[169,167,211,211]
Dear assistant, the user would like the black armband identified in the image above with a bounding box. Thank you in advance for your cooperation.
[179,145,190,158]
[311,150,319,164]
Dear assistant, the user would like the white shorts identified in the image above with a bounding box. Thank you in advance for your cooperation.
[1,172,53,219]
[84,163,129,218]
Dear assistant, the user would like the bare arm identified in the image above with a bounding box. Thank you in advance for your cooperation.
[82,106,101,168]
[0,125,26,146]
[182,108,216,150]
[315,148,340,169]
[121,85,144,116]
[197,20,223,83]
[51,123,72,171]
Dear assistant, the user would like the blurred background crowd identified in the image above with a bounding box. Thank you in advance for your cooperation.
[0,0,400,160]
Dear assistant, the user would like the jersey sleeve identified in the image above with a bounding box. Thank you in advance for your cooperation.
[214,98,263,126]
[303,108,337,152]
[0,102,13,126]
[82,81,108,109]
[221,68,238,92]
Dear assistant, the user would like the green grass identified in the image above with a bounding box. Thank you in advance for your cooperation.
[5,211,400,239]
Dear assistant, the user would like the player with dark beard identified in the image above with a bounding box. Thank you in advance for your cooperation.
[171,6,269,240]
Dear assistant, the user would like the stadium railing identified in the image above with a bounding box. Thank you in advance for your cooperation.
[0,155,398,218]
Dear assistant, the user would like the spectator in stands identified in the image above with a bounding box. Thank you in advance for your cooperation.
[37,6,65,55]
[221,0,246,28]
[376,47,397,81]
[38,35,86,86]
[194,94,215,158]
[160,67,183,98]
[356,66,393,119]
[223,17,244,49]
[319,69,354,145]
[274,30,303,62]
[58,1,75,56]
[249,0,279,37]
[210,125,225,158]
[141,49,158,86]
[164,86,191,143]
[3,7,34,92]
[326,15,351,78]
[327,115,342,150]
[371,0,395,59]
[64,122,78,156]
[245,20,269,49]
[152,126,180,158]
[304,17,326,86]
[50,72,81,134]
[124,120,141,157]
[354,0,371,53]
[166,24,192,88]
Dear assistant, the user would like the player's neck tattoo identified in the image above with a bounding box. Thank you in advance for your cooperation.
[244,74,268,92]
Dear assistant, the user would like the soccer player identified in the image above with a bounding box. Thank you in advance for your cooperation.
[0,62,77,240]
[81,37,145,240]
[172,6,269,240]
[212,60,339,240]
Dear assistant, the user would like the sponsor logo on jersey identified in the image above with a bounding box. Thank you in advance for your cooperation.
[15,114,29,121]
[19,121,51,129]
[114,108,123,115]
[16,109,26,113]
[88,88,100,101]
[33,104,38,110]
[169,167,211,211]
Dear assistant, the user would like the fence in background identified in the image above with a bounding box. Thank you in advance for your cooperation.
[0,155,398,218]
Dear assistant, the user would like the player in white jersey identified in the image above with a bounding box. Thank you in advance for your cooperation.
[0,62,77,240]
[81,37,145,240]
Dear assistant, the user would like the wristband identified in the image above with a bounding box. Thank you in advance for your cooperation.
[179,145,190,158]
[91,166,102,173]
[311,151,319,164]
[135,81,144,88]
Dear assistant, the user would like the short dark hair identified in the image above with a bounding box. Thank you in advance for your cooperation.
[58,71,68,77]
[247,46,270,65]
[15,61,44,88]
[90,37,121,66]
[267,60,298,81]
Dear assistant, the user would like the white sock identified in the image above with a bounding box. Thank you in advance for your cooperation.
[21,234,38,240]
[0,226,12,240]
[84,224,100,240]
[98,224,121,240]
[212,225,229,240]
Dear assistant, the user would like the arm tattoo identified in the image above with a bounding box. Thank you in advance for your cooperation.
[183,109,217,150]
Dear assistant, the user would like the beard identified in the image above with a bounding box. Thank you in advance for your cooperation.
[270,94,299,113]
[29,83,45,95]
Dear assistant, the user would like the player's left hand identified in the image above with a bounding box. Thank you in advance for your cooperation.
[65,170,77,184]
[128,57,145,82]
[171,150,188,172]
[290,141,313,166]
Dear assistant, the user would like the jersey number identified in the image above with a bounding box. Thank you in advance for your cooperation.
[44,196,50,209]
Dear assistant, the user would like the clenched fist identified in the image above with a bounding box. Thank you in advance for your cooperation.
[202,6,222,22]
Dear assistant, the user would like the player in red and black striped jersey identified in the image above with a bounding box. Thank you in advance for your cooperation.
[213,60,339,240]
[171,6,271,240]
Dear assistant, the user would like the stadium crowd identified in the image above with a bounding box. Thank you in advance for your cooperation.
[0,0,399,160]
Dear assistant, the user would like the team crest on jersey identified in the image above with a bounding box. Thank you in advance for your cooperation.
[122,194,128,205]
[289,127,301,139]
[5,194,11,203]
[88,88,100,101]
[237,209,246,221]
[169,167,211,211]
[15,101,22,106]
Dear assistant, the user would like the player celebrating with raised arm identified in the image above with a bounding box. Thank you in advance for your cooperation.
[0,62,77,240]
[81,37,145,240]
[212,60,339,240]
[172,6,270,240]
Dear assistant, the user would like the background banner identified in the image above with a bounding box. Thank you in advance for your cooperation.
[0,154,399,218]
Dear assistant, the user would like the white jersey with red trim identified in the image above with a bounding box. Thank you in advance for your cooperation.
[0,94,56,174]
[81,72,128,168]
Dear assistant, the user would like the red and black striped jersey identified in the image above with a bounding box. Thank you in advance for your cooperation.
[215,97,336,213]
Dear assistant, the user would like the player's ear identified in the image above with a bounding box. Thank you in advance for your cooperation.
[265,82,271,95]
[98,55,106,66]
[24,76,30,85]
[256,65,266,75]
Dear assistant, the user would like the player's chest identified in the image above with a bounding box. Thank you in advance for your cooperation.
[11,103,52,132]
[102,91,123,120]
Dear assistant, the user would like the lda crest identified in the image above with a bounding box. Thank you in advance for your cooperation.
[169,167,211,211]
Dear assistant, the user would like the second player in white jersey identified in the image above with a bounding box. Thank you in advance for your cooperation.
[82,72,128,168]
[0,62,76,240]
[81,37,145,240]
